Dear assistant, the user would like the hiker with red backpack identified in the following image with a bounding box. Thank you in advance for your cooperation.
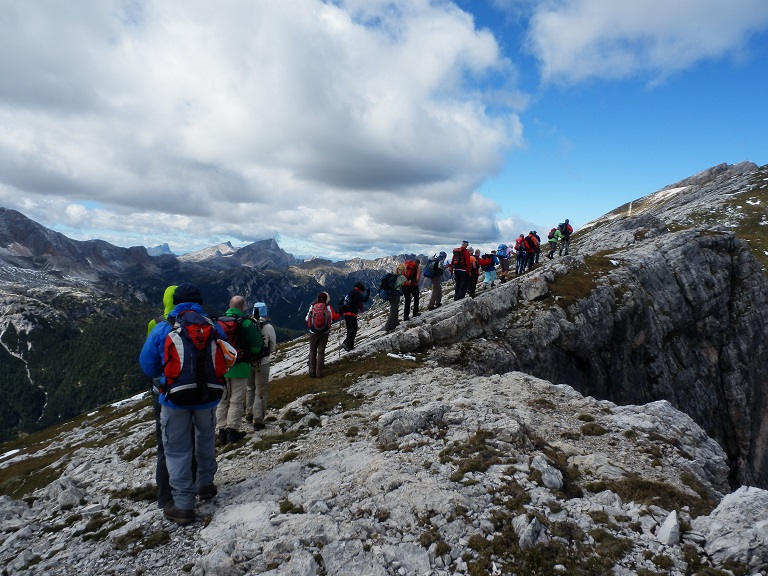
[139,283,229,525]
[514,235,526,274]
[525,231,540,272]
[449,240,472,300]
[383,264,407,331]
[305,292,341,377]
[402,260,421,320]
[547,226,563,259]
[215,295,263,445]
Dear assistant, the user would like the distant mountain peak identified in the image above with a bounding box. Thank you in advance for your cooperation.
[146,242,174,257]
[178,241,238,262]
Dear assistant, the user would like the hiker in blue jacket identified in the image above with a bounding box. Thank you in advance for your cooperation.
[139,283,225,525]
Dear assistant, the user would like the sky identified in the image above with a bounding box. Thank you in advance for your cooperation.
[1,0,767,260]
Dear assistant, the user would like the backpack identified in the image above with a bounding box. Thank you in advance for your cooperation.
[404,260,419,282]
[548,227,556,240]
[479,254,495,271]
[422,256,441,278]
[251,318,272,362]
[379,272,398,301]
[308,301,332,333]
[338,292,352,314]
[215,315,252,364]
[497,244,508,257]
[161,309,231,405]
[451,247,465,270]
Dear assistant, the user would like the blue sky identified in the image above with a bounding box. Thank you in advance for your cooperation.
[0,0,766,260]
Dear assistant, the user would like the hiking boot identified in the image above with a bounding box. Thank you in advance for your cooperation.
[413,312,420,317]
[197,483,218,501]
[245,413,253,423]
[341,342,351,352]
[427,306,435,311]
[226,428,246,444]
[253,421,265,431]
[163,501,195,525]
[217,428,228,446]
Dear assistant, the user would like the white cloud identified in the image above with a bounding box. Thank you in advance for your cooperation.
[526,0,768,84]
[0,0,525,259]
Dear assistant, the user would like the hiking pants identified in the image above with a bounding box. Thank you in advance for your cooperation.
[402,285,419,319]
[484,269,497,285]
[548,240,557,258]
[454,270,469,300]
[154,388,197,508]
[428,277,442,309]
[161,405,217,511]
[308,331,329,377]
[342,314,358,349]
[216,377,247,431]
[384,295,401,330]
[515,254,526,274]
[468,273,479,298]
[526,252,536,271]
[246,362,271,424]
[559,237,570,256]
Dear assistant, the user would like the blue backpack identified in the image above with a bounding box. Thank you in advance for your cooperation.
[422,256,441,278]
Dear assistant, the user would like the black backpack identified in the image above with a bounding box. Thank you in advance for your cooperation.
[338,292,352,313]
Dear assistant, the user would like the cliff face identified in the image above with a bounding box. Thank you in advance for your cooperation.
[358,162,768,488]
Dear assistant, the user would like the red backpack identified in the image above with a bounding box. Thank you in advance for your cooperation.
[308,301,332,333]
[404,260,419,282]
[216,316,252,363]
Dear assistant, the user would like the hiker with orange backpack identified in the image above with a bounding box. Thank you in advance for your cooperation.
[305,292,341,378]
[402,259,421,320]
[449,240,472,300]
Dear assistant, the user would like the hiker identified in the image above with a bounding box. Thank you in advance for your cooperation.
[246,302,276,431]
[340,282,370,351]
[215,295,263,445]
[532,231,542,263]
[306,292,340,378]
[384,264,406,331]
[139,283,224,525]
[547,226,563,259]
[401,260,421,320]
[558,219,574,256]
[449,240,472,300]
[145,284,178,510]
[467,248,480,298]
[514,235,526,274]
[478,250,499,288]
[525,231,539,272]
[426,251,446,310]
[497,243,511,283]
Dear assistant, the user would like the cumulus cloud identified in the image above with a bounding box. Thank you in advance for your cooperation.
[0,0,524,258]
[526,0,768,84]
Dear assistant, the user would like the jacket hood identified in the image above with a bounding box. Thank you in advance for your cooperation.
[162,285,178,319]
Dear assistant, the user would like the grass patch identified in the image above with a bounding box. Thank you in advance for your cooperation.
[584,473,717,517]
[270,353,422,417]
[547,252,618,314]
[439,430,504,483]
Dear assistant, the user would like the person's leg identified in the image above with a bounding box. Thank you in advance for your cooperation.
[215,378,232,437]
[226,377,247,430]
[245,366,256,421]
[252,361,270,427]
[343,315,358,348]
[161,406,196,511]
[403,288,412,320]
[308,333,319,376]
[316,333,329,377]
[153,391,171,509]
[192,407,218,493]
[413,287,420,316]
